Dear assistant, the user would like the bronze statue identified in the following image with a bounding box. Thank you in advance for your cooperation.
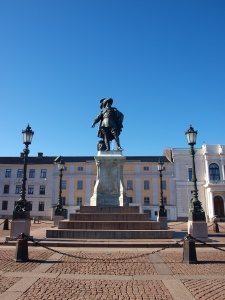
[92,98,124,151]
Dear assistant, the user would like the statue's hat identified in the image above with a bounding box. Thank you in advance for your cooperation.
[100,98,113,109]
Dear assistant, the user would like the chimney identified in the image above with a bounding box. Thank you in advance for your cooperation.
[38,152,43,158]
[20,153,24,158]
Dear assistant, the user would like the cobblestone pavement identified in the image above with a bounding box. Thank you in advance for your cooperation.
[0,246,224,300]
[1,221,225,299]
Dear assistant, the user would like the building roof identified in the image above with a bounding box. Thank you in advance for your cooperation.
[0,155,170,165]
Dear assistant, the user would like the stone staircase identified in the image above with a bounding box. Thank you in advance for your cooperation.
[46,206,173,239]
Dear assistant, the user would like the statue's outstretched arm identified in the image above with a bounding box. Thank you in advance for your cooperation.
[91,114,102,128]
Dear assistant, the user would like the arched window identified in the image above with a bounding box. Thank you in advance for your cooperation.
[209,163,220,181]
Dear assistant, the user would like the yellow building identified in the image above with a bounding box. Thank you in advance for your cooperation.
[0,153,176,220]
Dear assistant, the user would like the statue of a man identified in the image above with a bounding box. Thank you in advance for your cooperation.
[91,98,124,151]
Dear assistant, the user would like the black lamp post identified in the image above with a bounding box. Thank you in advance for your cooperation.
[14,124,34,215]
[185,125,205,221]
[55,157,65,216]
[157,159,167,217]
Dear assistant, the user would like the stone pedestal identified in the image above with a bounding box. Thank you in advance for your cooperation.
[53,215,64,227]
[157,216,167,229]
[10,220,31,238]
[10,211,31,238]
[188,221,208,239]
[90,151,128,206]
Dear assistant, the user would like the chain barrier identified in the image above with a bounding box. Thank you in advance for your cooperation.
[22,236,184,261]
[207,223,213,228]
[2,232,225,261]
[218,224,225,231]
[190,234,225,253]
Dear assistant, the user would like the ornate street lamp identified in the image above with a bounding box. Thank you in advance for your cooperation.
[185,125,205,221]
[54,156,65,216]
[14,124,34,214]
[157,159,167,218]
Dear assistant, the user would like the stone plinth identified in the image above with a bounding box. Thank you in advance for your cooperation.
[157,216,168,229]
[53,215,64,227]
[188,221,208,239]
[90,151,128,206]
[10,220,31,238]
[10,211,31,238]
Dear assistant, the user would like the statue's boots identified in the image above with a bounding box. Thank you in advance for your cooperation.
[113,135,123,151]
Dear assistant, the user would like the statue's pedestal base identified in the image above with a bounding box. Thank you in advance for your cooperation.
[90,151,128,206]
[188,221,208,239]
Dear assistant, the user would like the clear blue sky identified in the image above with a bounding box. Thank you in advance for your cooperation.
[0,0,224,157]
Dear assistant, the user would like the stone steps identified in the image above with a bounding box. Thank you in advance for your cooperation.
[69,213,149,221]
[58,220,160,230]
[46,229,173,239]
[79,206,139,213]
[47,206,172,239]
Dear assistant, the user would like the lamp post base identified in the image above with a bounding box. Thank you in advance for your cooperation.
[157,216,167,229]
[53,215,64,227]
[188,211,206,221]
[13,211,30,220]
[9,211,31,238]
[10,219,31,238]
[188,220,208,239]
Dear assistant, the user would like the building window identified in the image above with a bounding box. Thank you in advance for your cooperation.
[188,168,192,181]
[4,185,9,194]
[62,181,67,189]
[127,180,133,190]
[209,163,220,181]
[28,185,34,194]
[15,185,21,194]
[77,197,82,205]
[17,169,23,178]
[5,169,11,178]
[77,180,83,190]
[163,197,167,204]
[40,169,47,178]
[144,197,150,205]
[162,180,166,189]
[39,185,45,195]
[144,180,150,189]
[2,200,8,210]
[128,197,133,204]
[29,169,35,178]
[78,166,83,171]
[28,201,33,211]
[143,166,149,171]
[38,201,45,211]
[62,197,66,206]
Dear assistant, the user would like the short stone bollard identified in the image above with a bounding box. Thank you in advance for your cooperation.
[213,220,219,233]
[3,218,9,230]
[183,234,197,264]
[14,233,29,262]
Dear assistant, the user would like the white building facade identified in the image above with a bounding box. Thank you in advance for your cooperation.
[166,144,225,221]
